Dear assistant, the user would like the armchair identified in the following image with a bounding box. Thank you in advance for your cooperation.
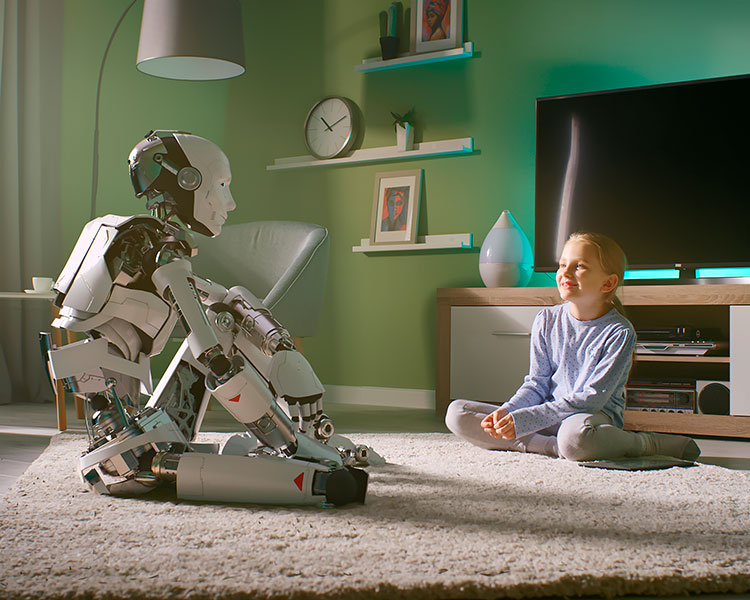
[190,220,330,347]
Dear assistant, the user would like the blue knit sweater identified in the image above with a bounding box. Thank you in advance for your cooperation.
[503,302,636,437]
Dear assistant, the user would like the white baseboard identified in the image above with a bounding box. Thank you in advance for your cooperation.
[323,385,435,410]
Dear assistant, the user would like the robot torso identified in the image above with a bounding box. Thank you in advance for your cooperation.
[53,214,195,357]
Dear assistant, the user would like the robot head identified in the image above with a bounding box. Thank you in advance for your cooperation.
[128,130,236,237]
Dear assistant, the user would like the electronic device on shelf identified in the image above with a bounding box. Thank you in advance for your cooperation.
[634,326,728,356]
[533,74,750,283]
[635,342,720,356]
[625,379,695,413]
[635,326,720,341]
[696,380,730,415]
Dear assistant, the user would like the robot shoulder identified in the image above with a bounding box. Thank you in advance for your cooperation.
[56,214,171,297]
[55,214,135,296]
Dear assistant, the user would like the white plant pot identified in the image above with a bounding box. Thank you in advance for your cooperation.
[396,123,414,151]
[478,210,534,287]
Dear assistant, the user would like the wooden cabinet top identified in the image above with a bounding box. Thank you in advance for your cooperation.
[438,284,750,307]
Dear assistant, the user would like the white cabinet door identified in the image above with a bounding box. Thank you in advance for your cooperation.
[730,305,750,416]
[450,306,544,404]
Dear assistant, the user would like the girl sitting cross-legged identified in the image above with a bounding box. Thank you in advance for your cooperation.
[446,231,701,462]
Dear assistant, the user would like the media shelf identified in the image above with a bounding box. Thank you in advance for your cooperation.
[623,411,750,438]
[636,355,729,364]
[436,284,750,439]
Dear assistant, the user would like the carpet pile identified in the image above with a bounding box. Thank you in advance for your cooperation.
[1,432,748,599]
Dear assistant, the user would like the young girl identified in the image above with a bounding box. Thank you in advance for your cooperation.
[445,232,701,462]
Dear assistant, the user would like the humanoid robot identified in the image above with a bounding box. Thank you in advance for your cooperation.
[42,130,372,507]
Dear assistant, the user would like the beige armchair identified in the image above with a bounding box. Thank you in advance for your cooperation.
[190,220,330,349]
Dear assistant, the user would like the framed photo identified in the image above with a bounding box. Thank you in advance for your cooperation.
[411,0,463,54]
[370,170,422,246]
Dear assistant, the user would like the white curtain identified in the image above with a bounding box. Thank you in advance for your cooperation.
[0,0,64,403]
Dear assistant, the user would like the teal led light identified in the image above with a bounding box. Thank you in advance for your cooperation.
[696,267,750,278]
[624,269,680,280]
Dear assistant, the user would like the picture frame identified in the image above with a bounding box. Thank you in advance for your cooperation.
[410,0,463,54]
[370,170,422,246]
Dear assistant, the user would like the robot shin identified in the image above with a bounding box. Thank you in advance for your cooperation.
[163,453,367,507]
[77,405,367,506]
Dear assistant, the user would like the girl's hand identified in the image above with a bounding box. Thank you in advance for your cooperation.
[481,407,517,440]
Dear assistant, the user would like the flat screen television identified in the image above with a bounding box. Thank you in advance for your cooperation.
[534,74,750,281]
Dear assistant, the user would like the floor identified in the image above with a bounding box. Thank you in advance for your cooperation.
[0,398,450,496]
[1,399,749,600]
[2,397,749,491]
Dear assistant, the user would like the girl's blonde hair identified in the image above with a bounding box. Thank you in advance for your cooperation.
[566,231,628,316]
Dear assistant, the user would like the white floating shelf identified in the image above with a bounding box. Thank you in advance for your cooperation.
[267,137,474,171]
[355,42,474,73]
[353,233,473,253]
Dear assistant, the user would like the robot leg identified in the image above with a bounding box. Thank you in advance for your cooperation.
[147,339,212,441]
[154,451,368,507]
[266,350,378,466]
[78,406,190,496]
[206,355,343,466]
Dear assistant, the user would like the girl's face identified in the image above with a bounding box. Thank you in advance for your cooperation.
[556,240,617,305]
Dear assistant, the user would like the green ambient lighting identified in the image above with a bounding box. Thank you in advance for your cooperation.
[696,267,750,278]
[624,269,680,280]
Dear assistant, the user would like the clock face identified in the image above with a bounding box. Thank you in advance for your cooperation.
[304,97,358,159]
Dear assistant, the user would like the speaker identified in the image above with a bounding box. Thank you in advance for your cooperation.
[696,381,730,415]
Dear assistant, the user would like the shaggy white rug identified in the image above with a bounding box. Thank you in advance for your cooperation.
[0,432,749,600]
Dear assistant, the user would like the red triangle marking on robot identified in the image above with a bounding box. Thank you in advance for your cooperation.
[293,472,304,491]
[228,394,241,402]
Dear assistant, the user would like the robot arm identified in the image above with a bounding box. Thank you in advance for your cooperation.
[208,284,295,356]
[151,258,230,377]
[151,259,339,464]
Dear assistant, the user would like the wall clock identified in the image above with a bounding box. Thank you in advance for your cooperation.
[303,96,360,160]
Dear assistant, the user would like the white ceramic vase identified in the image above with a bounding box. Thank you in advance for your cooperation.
[479,210,534,287]
[396,123,414,151]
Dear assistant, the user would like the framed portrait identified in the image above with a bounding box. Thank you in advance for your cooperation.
[411,0,463,54]
[370,170,422,246]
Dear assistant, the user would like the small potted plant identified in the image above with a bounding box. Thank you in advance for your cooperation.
[391,108,415,151]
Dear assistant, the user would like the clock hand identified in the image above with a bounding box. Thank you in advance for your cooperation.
[329,116,347,128]
[320,117,334,132]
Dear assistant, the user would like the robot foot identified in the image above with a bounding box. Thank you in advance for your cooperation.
[321,466,368,506]
[327,433,386,467]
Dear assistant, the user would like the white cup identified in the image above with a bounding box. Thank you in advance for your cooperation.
[32,276,54,292]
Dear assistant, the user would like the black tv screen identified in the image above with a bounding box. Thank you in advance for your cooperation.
[534,74,750,275]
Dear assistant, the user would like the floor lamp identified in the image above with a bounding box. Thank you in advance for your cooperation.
[90,0,246,220]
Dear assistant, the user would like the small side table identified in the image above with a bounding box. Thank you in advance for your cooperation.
[0,291,76,430]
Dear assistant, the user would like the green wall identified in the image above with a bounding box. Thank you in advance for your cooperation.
[60,0,750,395]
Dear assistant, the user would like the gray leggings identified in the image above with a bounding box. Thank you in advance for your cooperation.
[445,399,657,461]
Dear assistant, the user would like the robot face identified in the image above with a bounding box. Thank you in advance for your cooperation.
[129,131,236,237]
[178,134,236,237]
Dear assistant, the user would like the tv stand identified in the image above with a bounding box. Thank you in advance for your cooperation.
[436,284,750,439]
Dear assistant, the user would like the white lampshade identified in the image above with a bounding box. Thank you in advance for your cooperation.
[136,0,245,81]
